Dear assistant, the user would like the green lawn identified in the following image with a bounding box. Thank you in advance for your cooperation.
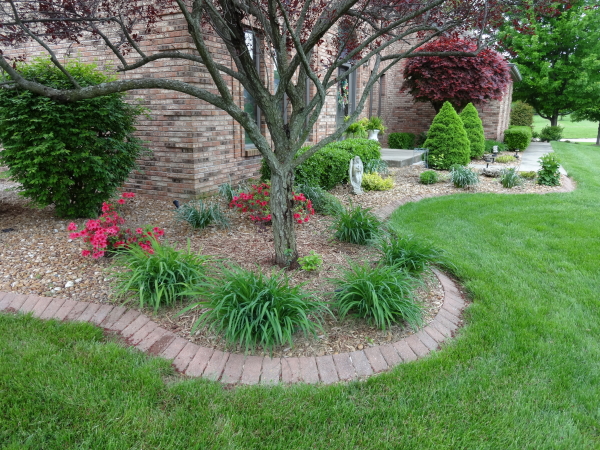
[2,142,600,449]
[533,114,599,139]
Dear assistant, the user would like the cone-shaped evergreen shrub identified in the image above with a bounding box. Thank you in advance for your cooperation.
[423,102,470,169]
[459,103,485,158]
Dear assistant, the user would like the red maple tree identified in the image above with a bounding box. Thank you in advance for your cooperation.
[401,37,511,112]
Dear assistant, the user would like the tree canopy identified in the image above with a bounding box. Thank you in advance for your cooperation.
[0,0,573,265]
[571,107,600,146]
[498,1,600,126]
[401,36,511,112]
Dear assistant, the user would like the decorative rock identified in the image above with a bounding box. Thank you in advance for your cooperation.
[481,167,501,177]
[65,281,74,288]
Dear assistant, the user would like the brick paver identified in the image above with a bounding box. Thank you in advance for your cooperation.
[0,263,468,385]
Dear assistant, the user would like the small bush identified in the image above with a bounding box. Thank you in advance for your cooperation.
[175,200,229,230]
[181,265,329,352]
[363,159,389,176]
[510,101,535,127]
[374,231,449,274]
[520,171,536,179]
[388,132,415,149]
[419,170,439,185]
[112,239,211,312]
[332,262,423,331]
[361,172,394,191]
[539,125,564,142]
[294,183,344,216]
[504,126,532,151]
[450,165,479,188]
[297,251,323,271]
[459,103,485,158]
[484,140,508,153]
[332,204,382,245]
[424,102,471,170]
[537,153,561,186]
[495,155,517,163]
[500,168,523,188]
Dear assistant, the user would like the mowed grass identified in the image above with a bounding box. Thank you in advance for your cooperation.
[1,142,600,449]
[533,114,598,139]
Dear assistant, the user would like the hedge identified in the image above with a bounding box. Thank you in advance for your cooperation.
[504,126,532,151]
[388,132,415,149]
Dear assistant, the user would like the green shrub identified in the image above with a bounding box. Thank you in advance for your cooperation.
[297,251,323,271]
[363,159,389,176]
[0,58,148,218]
[495,155,517,163]
[419,170,439,185]
[484,140,508,153]
[374,230,449,274]
[510,101,535,127]
[537,153,561,186]
[520,171,537,179]
[175,200,229,230]
[423,102,470,170]
[332,204,382,245]
[345,118,368,139]
[500,168,523,188]
[415,131,428,147]
[450,164,479,188]
[459,103,485,158]
[293,183,344,216]
[388,132,415,149]
[504,126,532,151]
[361,172,394,191]
[332,262,423,331]
[181,265,329,352]
[539,125,564,142]
[112,239,211,312]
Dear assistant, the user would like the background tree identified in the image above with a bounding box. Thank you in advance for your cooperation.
[401,36,511,113]
[0,0,568,266]
[498,1,600,126]
[571,107,600,146]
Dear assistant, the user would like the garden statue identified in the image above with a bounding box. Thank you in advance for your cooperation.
[349,156,364,195]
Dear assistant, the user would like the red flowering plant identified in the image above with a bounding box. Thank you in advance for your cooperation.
[229,182,315,224]
[67,192,165,258]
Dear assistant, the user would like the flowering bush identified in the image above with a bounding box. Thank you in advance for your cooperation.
[68,192,165,258]
[229,182,315,224]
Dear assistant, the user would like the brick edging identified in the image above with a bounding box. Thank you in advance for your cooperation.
[0,268,467,385]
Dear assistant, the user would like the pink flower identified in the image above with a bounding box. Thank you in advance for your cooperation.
[297,219,303,224]
[122,192,135,198]
[293,213,300,219]
[117,199,126,205]
[304,217,309,222]
[67,222,78,231]
[101,202,111,213]
[92,251,105,259]
[136,228,143,235]
[153,227,164,237]
[81,249,91,257]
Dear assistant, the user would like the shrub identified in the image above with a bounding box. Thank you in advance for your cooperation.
[415,131,428,148]
[0,58,148,218]
[495,155,517,163]
[520,171,537,179]
[332,204,382,245]
[181,265,329,352]
[423,102,471,169]
[365,116,387,132]
[388,132,415,149]
[361,172,394,191]
[539,125,564,142]
[500,168,523,188]
[332,262,423,331]
[450,164,479,188]
[459,103,485,158]
[484,140,508,153]
[112,239,211,312]
[537,153,561,186]
[510,101,535,127]
[373,230,449,274]
[504,126,532,151]
[175,200,229,230]
[363,159,389,176]
[297,251,323,271]
[293,183,344,216]
[419,170,439,184]
[345,118,368,139]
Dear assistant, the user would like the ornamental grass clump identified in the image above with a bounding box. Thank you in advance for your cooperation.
[175,200,229,230]
[450,164,479,188]
[112,239,211,312]
[294,183,344,216]
[500,168,523,188]
[181,265,329,352]
[332,262,423,331]
[332,204,382,245]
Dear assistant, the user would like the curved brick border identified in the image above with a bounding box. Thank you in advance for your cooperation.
[0,268,465,385]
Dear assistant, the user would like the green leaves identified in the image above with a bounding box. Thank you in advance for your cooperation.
[537,153,561,186]
[459,103,485,158]
[423,102,471,170]
[331,204,382,245]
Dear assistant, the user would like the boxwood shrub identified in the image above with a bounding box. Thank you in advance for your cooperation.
[388,132,415,149]
[504,126,532,151]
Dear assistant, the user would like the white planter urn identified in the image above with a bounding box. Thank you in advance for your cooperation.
[368,129,380,141]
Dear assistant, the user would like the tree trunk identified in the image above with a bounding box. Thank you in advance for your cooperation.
[596,122,600,146]
[550,113,559,127]
[270,169,298,267]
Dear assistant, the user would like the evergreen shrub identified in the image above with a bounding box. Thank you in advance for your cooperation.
[510,101,535,127]
[459,103,485,158]
[539,125,564,142]
[423,102,470,169]
[388,132,415,149]
[504,126,532,151]
[0,59,148,218]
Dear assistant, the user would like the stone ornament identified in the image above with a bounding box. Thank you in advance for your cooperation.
[349,155,364,195]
